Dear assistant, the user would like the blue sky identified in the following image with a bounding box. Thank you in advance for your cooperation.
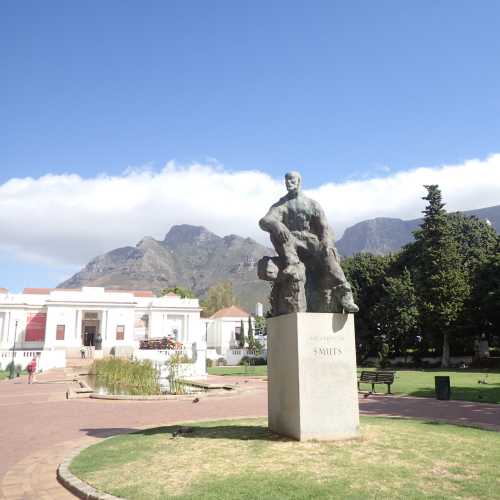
[1,1,500,291]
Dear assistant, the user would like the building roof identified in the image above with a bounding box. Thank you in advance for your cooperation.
[105,289,155,297]
[0,288,8,293]
[210,305,250,319]
[22,287,154,298]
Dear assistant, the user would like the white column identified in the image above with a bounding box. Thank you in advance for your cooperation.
[0,312,5,344]
[75,310,81,342]
[184,314,188,343]
[104,310,109,340]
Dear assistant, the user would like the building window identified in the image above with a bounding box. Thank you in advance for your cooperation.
[56,325,65,341]
[235,326,242,343]
[25,312,47,342]
[116,325,125,340]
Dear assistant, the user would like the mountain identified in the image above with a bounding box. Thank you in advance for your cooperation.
[59,204,500,308]
[58,225,273,313]
[336,204,500,256]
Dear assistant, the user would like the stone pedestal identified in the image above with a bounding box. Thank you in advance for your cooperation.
[267,312,360,441]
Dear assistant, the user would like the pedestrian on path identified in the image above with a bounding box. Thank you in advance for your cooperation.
[27,357,37,384]
[80,345,86,359]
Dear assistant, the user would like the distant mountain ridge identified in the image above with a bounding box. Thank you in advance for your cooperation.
[59,204,500,309]
[336,204,500,256]
[58,225,273,312]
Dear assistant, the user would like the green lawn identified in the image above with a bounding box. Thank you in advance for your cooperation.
[70,417,500,500]
[376,369,500,403]
[208,365,268,377]
[0,370,27,381]
[208,366,500,403]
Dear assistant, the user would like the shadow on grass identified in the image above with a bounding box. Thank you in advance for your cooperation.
[139,424,291,441]
[421,420,500,432]
[406,385,500,404]
[80,423,291,442]
[80,427,141,438]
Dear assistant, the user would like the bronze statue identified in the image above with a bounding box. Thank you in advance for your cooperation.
[258,171,358,316]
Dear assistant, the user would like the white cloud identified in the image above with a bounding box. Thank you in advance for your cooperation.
[1,154,500,271]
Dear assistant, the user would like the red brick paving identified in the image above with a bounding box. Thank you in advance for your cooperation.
[0,369,499,499]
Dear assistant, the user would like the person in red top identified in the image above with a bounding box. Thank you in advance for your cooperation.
[27,357,37,384]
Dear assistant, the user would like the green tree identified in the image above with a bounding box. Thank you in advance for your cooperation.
[412,185,470,367]
[247,316,255,349]
[447,213,498,270]
[239,319,245,348]
[254,316,266,336]
[471,242,500,338]
[343,253,394,360]
[373,268,420,361]
[201,281,238,317]
[158,286,195,299]
[447,214,498,350]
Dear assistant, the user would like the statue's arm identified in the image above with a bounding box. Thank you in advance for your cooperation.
[313,203,334,245]
[259,202,290,243]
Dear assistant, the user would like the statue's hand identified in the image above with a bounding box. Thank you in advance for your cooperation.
[276,226,290,244]
[318,239,328,251]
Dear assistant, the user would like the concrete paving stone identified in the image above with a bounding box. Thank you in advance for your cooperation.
[0,486,25,498]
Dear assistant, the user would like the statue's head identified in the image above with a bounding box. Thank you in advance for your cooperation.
[285,171,301,195]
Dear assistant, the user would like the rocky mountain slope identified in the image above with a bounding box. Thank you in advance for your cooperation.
[336,204,500,256]
[59,204,500,310]
[58,225,273,313]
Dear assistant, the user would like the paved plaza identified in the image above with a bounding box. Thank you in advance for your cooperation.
[1,369,499,500]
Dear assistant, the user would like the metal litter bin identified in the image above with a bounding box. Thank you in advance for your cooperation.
[435,376,451,400]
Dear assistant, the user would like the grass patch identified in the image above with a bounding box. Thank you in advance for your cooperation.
[208,366,500,403]
[208,365,267,377]
[70,417,500,499]
[0,369,27,380]
[362,369,500,404]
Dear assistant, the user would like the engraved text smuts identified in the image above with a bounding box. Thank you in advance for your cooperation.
[313,347,343,356]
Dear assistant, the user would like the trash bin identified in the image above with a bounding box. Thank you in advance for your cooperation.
[435,376,451,400]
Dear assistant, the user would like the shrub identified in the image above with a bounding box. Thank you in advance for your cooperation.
[469,357,500,370]
[216,357,227,366]
[92,358,160,395]
[4,362,23,375]
[360,360,376,368]
[239,355,267,366]
[206,358,213,368]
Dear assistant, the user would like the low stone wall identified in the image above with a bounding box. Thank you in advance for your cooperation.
[226,348,266,365]
[0,349,66,371]
[133,342,207,379]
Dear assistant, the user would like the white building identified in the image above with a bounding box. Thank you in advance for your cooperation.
[0,287,206,377]
[205,305,266,365]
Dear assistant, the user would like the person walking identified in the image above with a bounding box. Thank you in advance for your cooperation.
[27,357,37,384]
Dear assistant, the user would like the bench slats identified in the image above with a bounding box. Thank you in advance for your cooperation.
[357,370,395,394]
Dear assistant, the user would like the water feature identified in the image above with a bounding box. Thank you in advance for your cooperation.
[82,372,205,396]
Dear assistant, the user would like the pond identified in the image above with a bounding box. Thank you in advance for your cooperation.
[83,373,205,396]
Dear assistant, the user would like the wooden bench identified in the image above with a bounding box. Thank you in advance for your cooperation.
[358,370,395,394]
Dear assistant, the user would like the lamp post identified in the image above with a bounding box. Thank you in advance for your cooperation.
[8,320,18,379]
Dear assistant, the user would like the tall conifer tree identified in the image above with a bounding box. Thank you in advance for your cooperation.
[239,319,245,348]
[413,185,469,367]
[247,316,254,349]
